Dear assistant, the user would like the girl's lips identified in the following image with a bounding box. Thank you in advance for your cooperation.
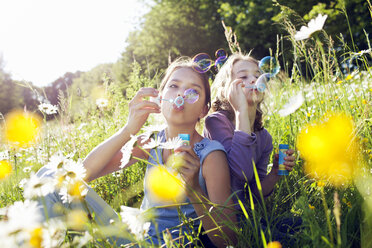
[173,104,184,111]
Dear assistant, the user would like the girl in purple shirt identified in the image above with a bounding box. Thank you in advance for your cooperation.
[203,53,296,208]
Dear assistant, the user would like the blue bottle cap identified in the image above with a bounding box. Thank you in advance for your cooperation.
[178,134,190,141]
[279,144,289,149]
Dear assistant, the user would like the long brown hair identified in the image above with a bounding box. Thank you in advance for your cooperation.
[211,53,264,131]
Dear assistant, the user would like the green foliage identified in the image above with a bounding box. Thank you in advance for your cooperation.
[115,0,227,86]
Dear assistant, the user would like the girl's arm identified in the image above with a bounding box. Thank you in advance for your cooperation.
[176,146,237,247]
[256,149,296,197]
[83,87,160,181]
[205,113,259,182]
[200,150,237,247]
[84,128,147,181]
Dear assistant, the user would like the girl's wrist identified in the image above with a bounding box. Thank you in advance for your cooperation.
[122,124,138,137]
[270,169,281,181]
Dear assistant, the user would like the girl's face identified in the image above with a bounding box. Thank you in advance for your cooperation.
[160,67,208,125]
[231,60,264,105]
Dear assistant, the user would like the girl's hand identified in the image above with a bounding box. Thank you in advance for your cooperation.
[272,149,296,174]
[174,145,201,194]
[226,78,248,113]
[125,88,160,135]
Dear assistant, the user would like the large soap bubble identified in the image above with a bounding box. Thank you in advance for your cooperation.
[259,56,280,77]
[192,53,212,73]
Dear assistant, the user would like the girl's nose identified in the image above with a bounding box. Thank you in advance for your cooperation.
[247,75,257,85]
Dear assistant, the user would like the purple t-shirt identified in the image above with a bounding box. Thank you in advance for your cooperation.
[203,110,273,206]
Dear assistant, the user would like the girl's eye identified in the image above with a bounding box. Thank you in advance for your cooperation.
[239,76,247,79]
[169,84,177,88]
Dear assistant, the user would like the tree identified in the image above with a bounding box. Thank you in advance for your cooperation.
[116,0,228,85]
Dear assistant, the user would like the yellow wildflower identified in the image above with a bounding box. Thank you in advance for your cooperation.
[297,113,360,187]
[29,227,43,248]
[362,99,367,105]
[146,166,185,203]
[68,181,86,198]
[0,160,12,180]
[309,204,315,210]
[336,81,343,85]
[334,96,339,100]
[67,209,88,230]
[345,74,353,80]
[317,181,325,187]
[320,100,324,104]
[350,105,354,109]
[3,110,41,148]
[267,241,282,248]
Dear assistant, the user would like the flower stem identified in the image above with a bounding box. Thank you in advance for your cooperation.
[320,187,334,245]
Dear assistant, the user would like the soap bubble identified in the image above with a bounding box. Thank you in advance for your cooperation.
[259,56,280,77]
[255,73,271,92]
[245,73,270,93]
[192,53,212,73]
[174,96,185,107]
[184,88,199,104]
[215,48,227,58]
[157,88,200,108]
[215,56,228,71]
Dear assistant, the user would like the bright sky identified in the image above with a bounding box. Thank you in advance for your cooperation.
[0,0,148,87]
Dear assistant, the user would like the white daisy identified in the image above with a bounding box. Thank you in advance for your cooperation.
[72,231,93,248]
[294,14,328,41]
[159,136,183,150]
[120,135,138,168]
[18,178,27,188]
[142,124,166,133]
[61,160,87,182]
[38,103,58,115]
[96,98,108,108]
[42,219,66,248]
[59,181,88,204]
[141,137,162,149]
[120,206,150,240]
[45,152,68,171]
[6,200,43,230]
[23,173,56,199]
[0,150,9,160]
[23,166,32,173]
[278,92,305,117]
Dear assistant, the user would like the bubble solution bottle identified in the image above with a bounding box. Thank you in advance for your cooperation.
[178,134,190,146]
[278,144,289,176]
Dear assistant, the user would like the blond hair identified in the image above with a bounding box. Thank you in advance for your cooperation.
[211,53,265,131]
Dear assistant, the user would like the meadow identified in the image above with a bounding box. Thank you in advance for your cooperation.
[0,13,371,248]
